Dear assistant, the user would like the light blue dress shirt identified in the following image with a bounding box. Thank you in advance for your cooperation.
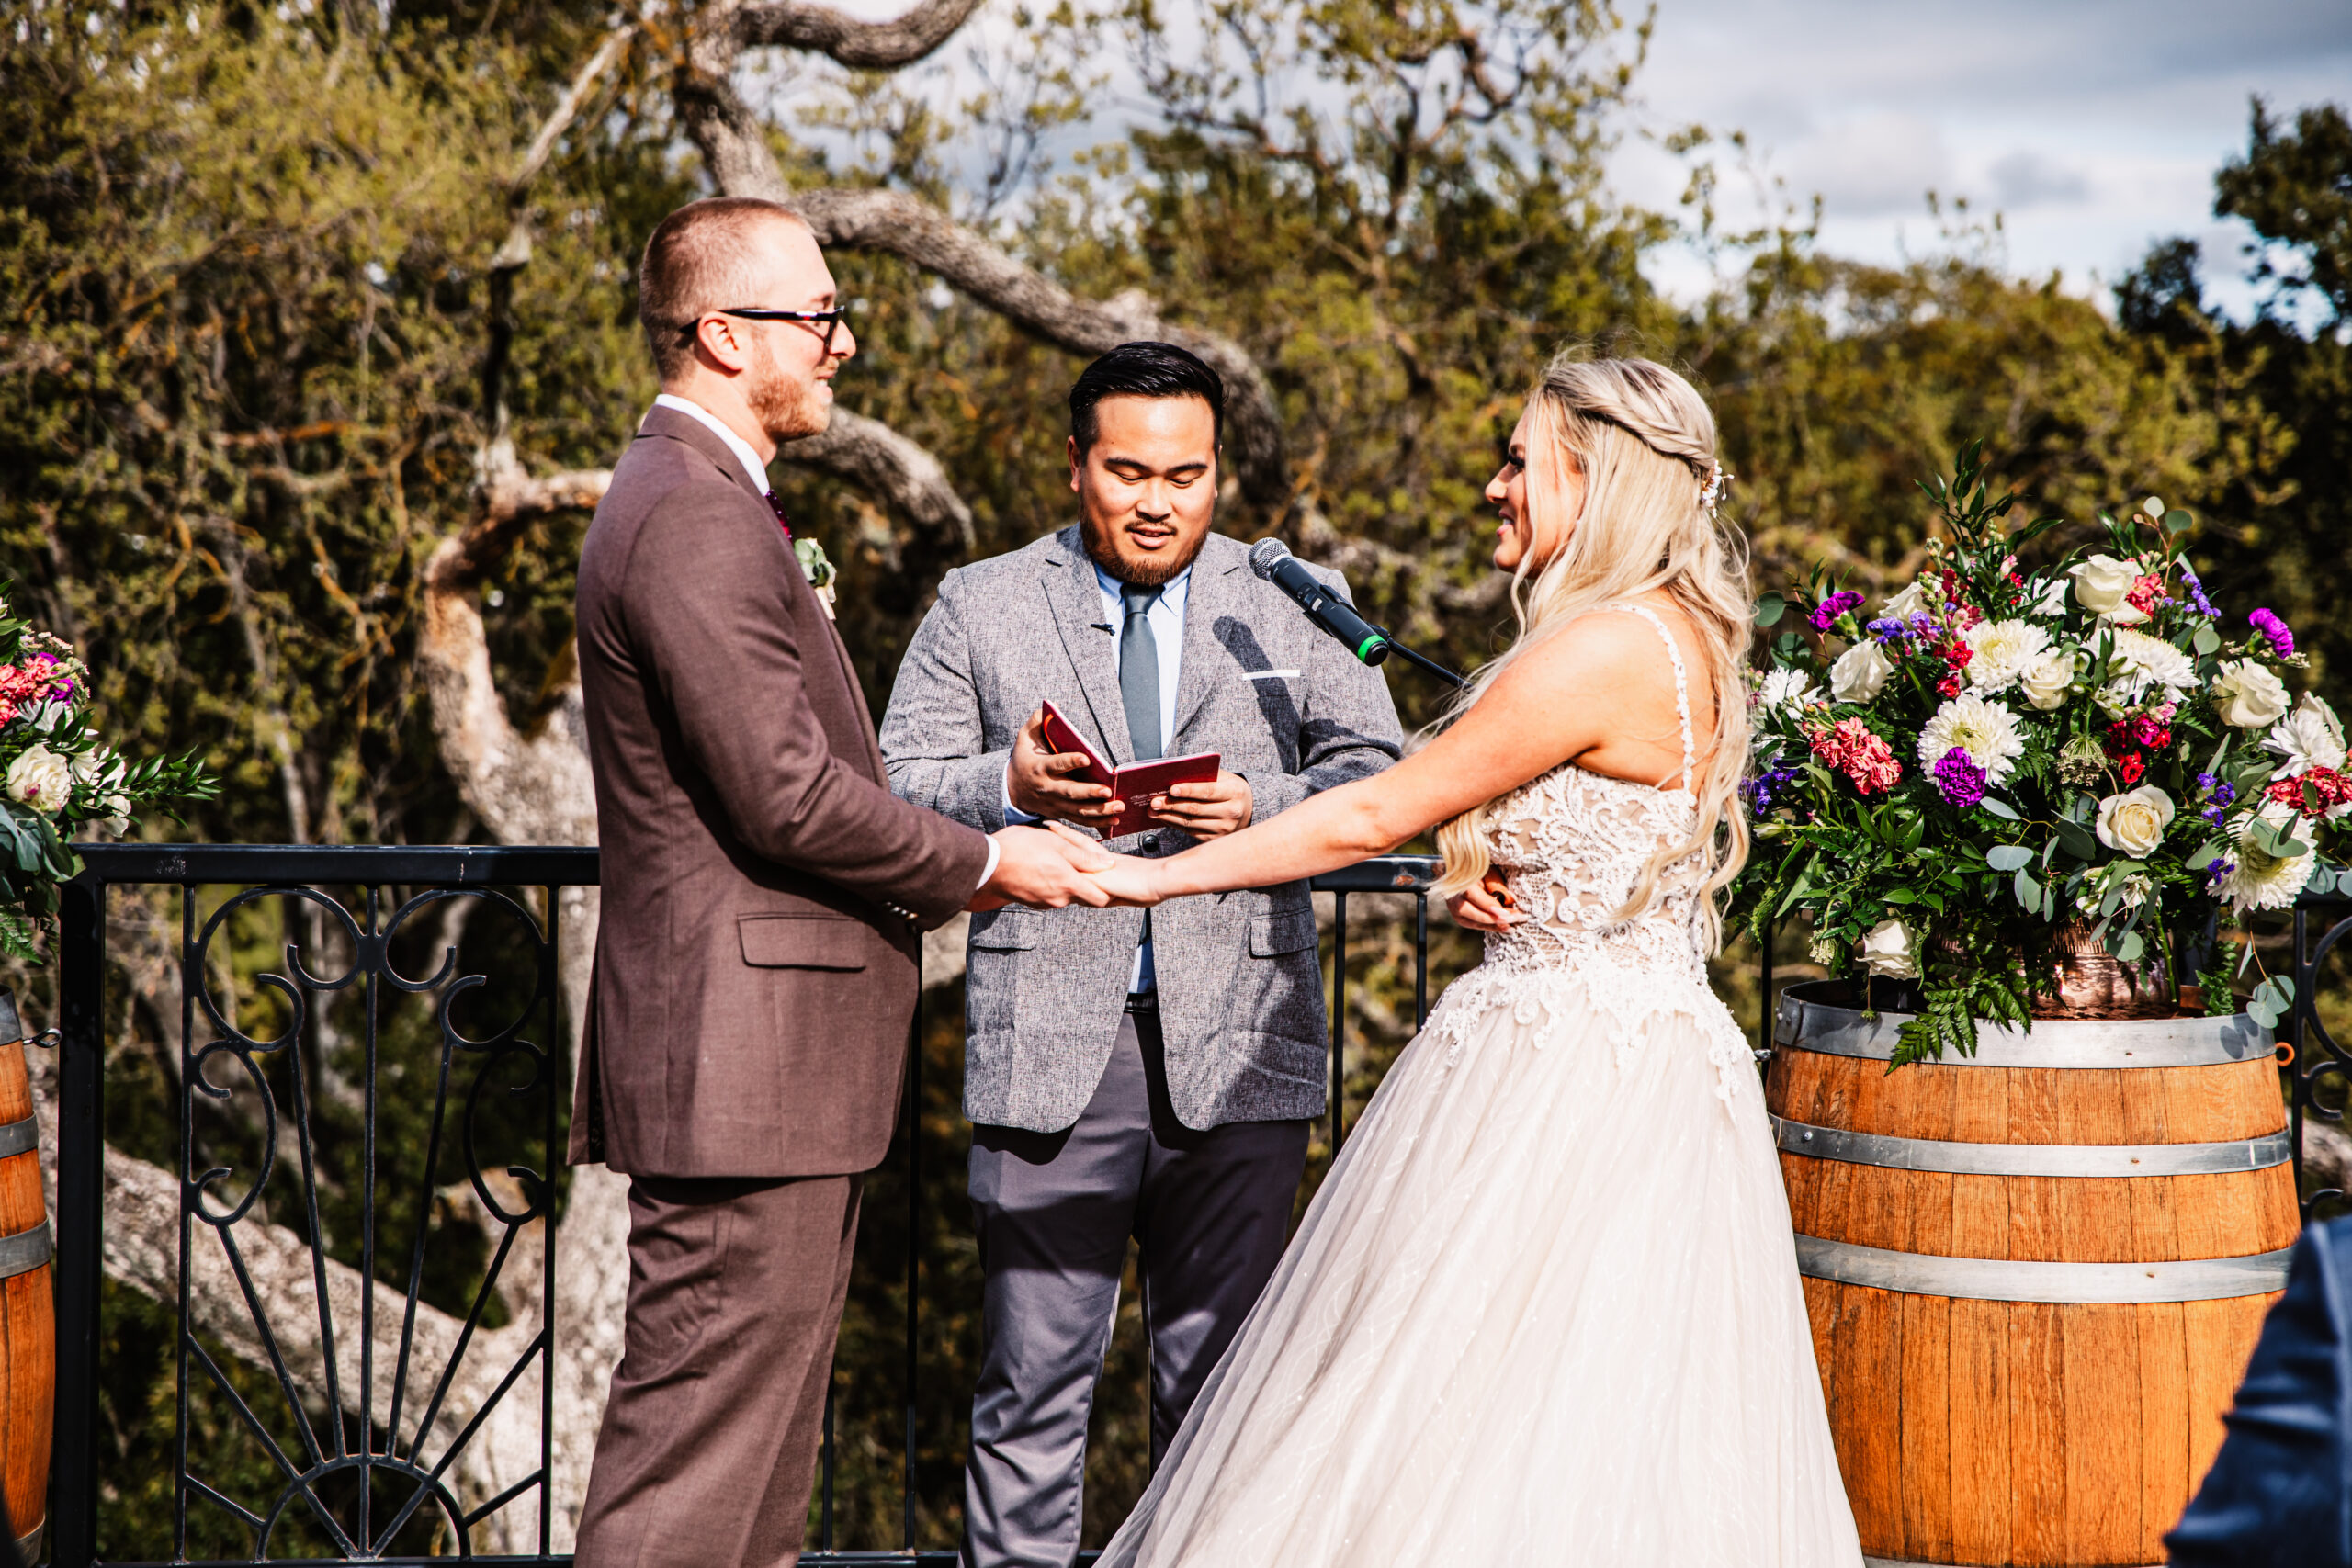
[1003,561,1193,994]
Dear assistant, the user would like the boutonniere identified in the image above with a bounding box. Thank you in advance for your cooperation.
[794,537,838,620]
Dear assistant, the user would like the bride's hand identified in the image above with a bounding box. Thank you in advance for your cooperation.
[1446,869,1519,932]
[1091,854,1169,908]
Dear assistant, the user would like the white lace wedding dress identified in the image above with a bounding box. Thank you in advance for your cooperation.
[1099,605,1862,1567]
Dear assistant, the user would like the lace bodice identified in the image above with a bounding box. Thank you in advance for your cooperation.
[1426,604,1754,1105]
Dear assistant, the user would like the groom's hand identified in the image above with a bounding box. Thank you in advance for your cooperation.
[969,822,1117,911]
[1008,708,1121,828]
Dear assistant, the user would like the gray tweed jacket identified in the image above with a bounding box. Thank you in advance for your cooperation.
[881,526,1404,1133]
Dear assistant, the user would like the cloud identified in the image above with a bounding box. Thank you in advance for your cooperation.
[1785,112,1954,218]
[1987,151,2091,209]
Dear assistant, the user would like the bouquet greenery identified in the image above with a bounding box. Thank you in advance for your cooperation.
[0,581,215,960]
[1733,446,2342,1064]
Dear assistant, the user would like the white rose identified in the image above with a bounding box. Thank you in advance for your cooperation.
[1860,918,1917,980]
[6,743,73,815]
[1828,640,1895,704]
[1883,580,1932,620]
[100,794,131,837]
[2211,660,2291,728]
[2095,784,2177,857]
[2019,648,2075,710]
[2069,554,2149,625]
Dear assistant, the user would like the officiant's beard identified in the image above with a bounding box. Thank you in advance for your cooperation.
[1081,514,1210,587]
[746,334,827,445]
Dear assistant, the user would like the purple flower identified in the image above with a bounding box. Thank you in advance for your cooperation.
[2250,607,2295,657]
[1808,591,1864,633]
[1745,764,1801,814]
[1933,746,1987,807]
[2205,858,2237,888]
[1866,617,1911,643]
[2179,568,2217,618]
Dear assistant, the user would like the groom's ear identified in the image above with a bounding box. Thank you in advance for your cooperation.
[1068,435,1082,492]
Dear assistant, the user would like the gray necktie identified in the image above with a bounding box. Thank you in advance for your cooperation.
[1119,584,1163,761]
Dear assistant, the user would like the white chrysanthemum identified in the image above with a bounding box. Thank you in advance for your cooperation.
[2215,802,2319,913]
[1757,666,1822,714]
[1917,694,2027,785]
[2266,693,2347,778]
[2102,627,2197,703]
[1963,618,2053,695]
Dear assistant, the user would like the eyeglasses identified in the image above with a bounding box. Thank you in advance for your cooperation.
[683,303,855,356]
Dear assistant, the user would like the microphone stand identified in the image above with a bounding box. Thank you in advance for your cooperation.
[1369,628,1467,690]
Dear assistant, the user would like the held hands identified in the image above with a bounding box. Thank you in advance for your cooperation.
[1446,868,1520,933]
[970,821,1117,911]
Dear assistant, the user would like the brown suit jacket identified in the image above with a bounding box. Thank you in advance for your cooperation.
[569,404,990,1178]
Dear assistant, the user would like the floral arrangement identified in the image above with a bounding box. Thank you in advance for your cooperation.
[1733,446,2341,1064]
[0,582,215,960]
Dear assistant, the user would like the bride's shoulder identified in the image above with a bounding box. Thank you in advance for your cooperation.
[1501,602,1686,692]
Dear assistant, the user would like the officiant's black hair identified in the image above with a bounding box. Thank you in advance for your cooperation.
[1069,342,1225,456]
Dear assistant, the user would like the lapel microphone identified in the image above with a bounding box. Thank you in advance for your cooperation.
[1247,538,1466,688]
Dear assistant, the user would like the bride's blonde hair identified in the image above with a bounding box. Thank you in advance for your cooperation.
[1431,351,1754,953]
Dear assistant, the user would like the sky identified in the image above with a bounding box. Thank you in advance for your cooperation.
[1607,0,2352,317]
[806,0,2352,322]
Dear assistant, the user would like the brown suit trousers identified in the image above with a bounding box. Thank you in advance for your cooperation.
[570,405,989,1568]
[573,1174,860,1568]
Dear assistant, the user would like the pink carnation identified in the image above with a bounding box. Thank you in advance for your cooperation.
[0,666,40,705]
[1810,717,1903,795]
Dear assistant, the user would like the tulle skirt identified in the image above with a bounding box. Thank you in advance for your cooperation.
[1098,961,1864,1567]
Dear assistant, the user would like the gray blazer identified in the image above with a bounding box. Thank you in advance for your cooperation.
[882,526,1405,1133]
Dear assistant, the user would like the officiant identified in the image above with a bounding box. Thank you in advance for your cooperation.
[881,342,1403,1567]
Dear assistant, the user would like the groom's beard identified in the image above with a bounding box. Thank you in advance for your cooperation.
[747,333,828,445]
[1081,514,1210,587]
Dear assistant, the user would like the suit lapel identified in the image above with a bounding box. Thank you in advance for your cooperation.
[1170,539,1238,746]
[636,403,772,506]
[1041,530,1132,766]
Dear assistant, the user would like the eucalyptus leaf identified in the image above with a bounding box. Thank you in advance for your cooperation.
[1985,845,2035,872]
[2053,820,2098,860]
[1756,592,1787,628]
[2012,868,2041,912]
[2164,509,2194,534]
[1980,797,2020,820]
[2193,624,2221,656]
[2115,930,2144,963]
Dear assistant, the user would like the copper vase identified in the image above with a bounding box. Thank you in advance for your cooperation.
[2036,919,2175,1020]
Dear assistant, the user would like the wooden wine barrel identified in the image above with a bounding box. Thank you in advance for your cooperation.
[1766,982,2297,1568]
[0,990,51,1568]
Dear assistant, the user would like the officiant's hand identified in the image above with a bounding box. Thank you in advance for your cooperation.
[1446,869,1520,932]
[970,822,1118,911]
[1008,708,1121,829]
[1145,772,1251,839]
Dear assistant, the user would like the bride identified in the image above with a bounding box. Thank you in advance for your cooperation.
[1087,354,1862,1565]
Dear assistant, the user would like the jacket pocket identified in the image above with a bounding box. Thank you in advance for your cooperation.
[738,913,869,971]
[1249,908,1318,957]
[968,907,1042,951]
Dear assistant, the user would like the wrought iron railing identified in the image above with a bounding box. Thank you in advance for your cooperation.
[45,844,1439,1568]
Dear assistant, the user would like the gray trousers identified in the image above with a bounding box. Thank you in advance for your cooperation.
[963,1005,1308,1568]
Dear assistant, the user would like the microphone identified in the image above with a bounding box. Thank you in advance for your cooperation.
[1248,538,1392,666]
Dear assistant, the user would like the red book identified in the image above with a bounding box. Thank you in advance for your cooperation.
[1039,699,1220,839]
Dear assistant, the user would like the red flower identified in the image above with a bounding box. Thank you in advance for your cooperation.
[2118,754,2145,785]
[2125,574,2167,616]
[2264,767,2352,818]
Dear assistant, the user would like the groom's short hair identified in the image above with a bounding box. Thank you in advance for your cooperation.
[1069,342,1225,456]
[639,197,808,380]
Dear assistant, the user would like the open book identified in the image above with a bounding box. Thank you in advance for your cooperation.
[1039,699,1220,839]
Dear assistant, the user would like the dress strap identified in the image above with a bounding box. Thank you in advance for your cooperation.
[1606,603,1696,794]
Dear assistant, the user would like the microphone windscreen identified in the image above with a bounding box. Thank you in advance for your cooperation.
[1247,537,1291,581]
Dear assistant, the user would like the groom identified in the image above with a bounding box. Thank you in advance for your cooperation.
[882,342,1404,1566]
[568,197,1113,1568]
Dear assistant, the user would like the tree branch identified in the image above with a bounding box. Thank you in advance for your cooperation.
[792,186,1289,511]
[778,408,974,553]
[737,0,983,68]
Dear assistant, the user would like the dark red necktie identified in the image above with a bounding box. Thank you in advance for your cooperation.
[763,491,792,542]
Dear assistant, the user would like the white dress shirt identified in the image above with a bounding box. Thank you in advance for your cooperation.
[1004,560,1193,992]
[653,393,1001,896]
